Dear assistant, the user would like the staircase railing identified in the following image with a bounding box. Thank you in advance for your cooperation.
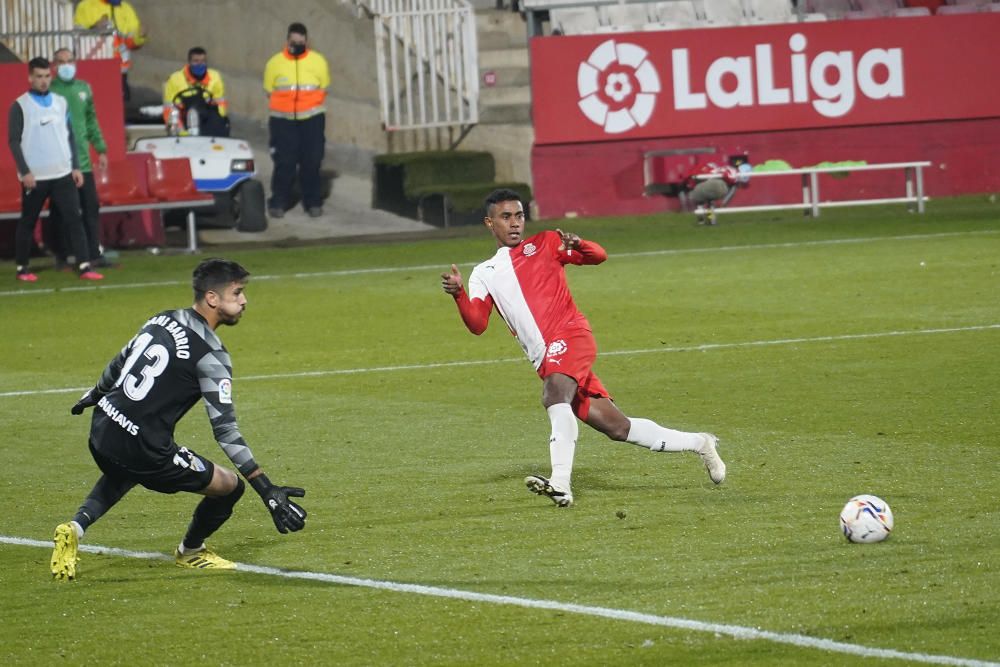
[1,0,113,61]
[368,0,479,132]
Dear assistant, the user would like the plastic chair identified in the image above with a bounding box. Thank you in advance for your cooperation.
[804,0,857,17]
[147,158,213,202]
[94,159,157,206]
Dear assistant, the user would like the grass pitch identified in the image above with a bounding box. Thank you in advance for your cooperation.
[1,198,998,665]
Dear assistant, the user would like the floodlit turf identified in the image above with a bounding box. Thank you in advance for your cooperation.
[1,198,998,665]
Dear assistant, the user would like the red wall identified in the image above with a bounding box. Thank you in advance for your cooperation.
[532,118,1000,218]
[530,16,1000,218]
[0,58,126,168]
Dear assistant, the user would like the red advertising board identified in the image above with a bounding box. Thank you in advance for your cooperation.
[531,15,1000,145]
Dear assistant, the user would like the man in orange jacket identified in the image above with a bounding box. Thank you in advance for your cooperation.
[74,0,147,101]
[262,22,330,219]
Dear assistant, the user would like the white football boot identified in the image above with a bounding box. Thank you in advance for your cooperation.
[525,475,573,507]
[697,433,726,484]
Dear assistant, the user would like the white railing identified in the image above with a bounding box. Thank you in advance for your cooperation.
[371,0,479,131]
[1,0,114,61]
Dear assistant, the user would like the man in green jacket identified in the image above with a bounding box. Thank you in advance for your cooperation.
[50,47,110,268]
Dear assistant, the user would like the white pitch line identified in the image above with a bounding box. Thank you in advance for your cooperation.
[0,229,996,298]
[1,323,998,399]
[1,535,995,667]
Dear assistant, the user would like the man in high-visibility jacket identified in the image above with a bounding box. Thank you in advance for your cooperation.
[163,47,229,137]
[74,0,147,101]
[262,22,330,218]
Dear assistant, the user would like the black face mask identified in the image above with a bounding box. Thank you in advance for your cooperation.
[288,43,306,57]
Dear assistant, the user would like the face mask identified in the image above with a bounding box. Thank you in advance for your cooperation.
[189,63,208,79]
[288,43,306,57]
[57,63,76,82]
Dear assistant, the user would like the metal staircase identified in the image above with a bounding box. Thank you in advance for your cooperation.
[348,0,480,134]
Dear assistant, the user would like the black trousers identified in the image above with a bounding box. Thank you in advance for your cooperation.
[16,174,88,269]
[48,171,101,263]
[268,113,325,210]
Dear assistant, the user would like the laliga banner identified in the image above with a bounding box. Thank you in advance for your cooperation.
[530,15,1000,145]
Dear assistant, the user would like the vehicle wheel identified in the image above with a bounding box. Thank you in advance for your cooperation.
[235,180,268,233]
[211,192,238,229]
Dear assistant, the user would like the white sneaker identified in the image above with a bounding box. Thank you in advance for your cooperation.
[697,433,726,484]
[525,475,573,507]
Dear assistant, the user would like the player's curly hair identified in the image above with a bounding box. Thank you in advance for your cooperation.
[192,258,250,302]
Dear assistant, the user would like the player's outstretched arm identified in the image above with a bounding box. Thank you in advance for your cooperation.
[555,229,607,265]
[440,264,464,295]
[443,264,493,335]
[248,472,307,534]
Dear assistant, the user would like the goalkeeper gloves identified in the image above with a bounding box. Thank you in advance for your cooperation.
[249,474,307,534]
[71,388,101,415]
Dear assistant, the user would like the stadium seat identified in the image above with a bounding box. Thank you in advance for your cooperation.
[146,158,213,203]
[0,170,23,214]
[701,0,751,23]
[652,0,700,21]
[856,0,900,11]
[747,0,795,22]
[602,2,655,27]
[804,0,856,17]
[94,159,157,206]
[903,0,943,9]
[550,7,603,34]
[936,3,986,11]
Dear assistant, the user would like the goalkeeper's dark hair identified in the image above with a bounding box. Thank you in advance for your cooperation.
[484,188,523,217]
[192,258,250,302]
[27,56,49,72]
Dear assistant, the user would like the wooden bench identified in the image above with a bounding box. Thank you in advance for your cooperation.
[692,161,932,218]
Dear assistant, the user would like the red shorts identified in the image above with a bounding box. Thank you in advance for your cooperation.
[537,329,610,420]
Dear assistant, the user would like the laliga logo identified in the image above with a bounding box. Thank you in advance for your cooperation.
[577,40,660,134]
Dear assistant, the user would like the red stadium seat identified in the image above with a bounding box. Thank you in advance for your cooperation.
[147,158,213,202]
[94,159,157,206]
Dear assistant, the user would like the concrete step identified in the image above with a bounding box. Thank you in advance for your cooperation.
[479,103,532,124]
[480,85,532,106]
[478,28,528,50]
[478,65,530,87]
[476,7,530,33]
[476,10,529,49]
[479,47,529,69]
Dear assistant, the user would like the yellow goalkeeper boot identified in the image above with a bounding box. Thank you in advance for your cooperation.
[51,522,80,581]
[174,545,236,570]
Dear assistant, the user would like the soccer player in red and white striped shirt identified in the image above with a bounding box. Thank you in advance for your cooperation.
[442,189,725,507]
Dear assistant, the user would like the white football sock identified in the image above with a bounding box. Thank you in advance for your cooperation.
[547,403,578,489]
[70,520,84,540]
[177,542,205,555]
[626,417,703,452]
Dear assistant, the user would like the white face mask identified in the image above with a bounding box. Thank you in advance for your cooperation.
[57,63,76,82]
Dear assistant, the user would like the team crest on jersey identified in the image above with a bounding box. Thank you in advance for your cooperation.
[547,339,568,357]
[218,378,233,404]
[522,243,537,257]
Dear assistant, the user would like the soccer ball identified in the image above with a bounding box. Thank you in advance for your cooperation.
[839,495,894,543]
